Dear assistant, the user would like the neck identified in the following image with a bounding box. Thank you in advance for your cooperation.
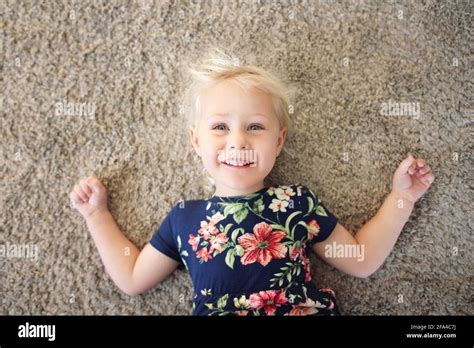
[213,182,265,197]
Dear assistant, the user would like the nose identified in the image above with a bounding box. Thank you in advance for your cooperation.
[226,129,248,150]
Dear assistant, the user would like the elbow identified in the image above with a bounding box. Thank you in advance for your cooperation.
[353,264,377,279]
[123,289,140,297]
[120,283,157,297]
[354,269,374,279]
[119,284,142,297]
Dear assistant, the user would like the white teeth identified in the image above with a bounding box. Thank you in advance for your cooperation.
[223,160,253,166]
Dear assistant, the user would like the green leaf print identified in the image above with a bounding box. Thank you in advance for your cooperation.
[222,202,245,215]
[270,259,301,288]
[231,227,244,243]
[235,245,244,256]
[220,202,249,224]
[291,221,307,240]
[223,223,233,235]
[182,258,189,271]
[217,294,229,309]
[201,288,212,296]
[177,235,182,249]
[306,196,314,214]
[253,198,264,214]
[225,249,236,269]
[285,211,302,237]
[177,236,189,270]
[270,224,287,232]
[315,204,328,217]
[285,211,301,231]
[302,285,308,299]
[233,208,248,224]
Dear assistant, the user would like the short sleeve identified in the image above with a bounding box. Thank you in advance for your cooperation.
[298,185,338,246]
[149,206,185,270]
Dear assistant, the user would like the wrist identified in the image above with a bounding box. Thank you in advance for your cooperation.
[85,208,112,226]
[388,189,415,210]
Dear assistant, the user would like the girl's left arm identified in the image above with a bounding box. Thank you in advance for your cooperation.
[312,154,435,278]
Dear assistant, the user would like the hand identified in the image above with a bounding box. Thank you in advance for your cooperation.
[69,176,109,220]
[391,154,435,204]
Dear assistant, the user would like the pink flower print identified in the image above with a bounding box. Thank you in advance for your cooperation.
[198,212,225,240]
[198,220,219,240]
[307,219,320,240]
[196,247,213,262]
[238,222,288,266]
[290,244,304,261]
[269,198,289,213]
[209,232,229,254]
[300,253,311,282]
[288,298,327,316]
[188,234,200,251]
[208,212,225,225]
[249,290,288,315]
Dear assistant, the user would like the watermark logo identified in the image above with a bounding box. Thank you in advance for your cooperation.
[55,100,96,119]
[18,322,55,341]
[217,149,258,167]
[380,101,420,119]
[324,241,365,262]
[0,242,38,262]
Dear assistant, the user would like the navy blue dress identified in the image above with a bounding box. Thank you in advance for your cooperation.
[149,183,341,316]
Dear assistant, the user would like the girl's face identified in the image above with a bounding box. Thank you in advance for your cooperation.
[188,79,287,197]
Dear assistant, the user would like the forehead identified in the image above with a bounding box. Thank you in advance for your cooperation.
[199,79,275,119]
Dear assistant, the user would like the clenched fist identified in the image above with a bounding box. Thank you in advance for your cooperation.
[69,176,108,220]
[391,154,435,204]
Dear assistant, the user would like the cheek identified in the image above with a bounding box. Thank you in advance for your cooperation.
[257,139,278,158]
[197,134,213,151]
[200,144,219,165]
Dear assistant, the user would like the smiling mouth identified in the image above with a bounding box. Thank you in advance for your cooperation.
[221,160,256,167]
[218,149,258,168]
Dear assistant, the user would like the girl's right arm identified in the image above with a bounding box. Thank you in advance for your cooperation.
[70,176,179,296]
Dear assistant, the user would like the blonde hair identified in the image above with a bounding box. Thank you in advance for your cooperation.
[182,46,297,138]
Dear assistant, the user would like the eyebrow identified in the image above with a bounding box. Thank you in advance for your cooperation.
[209,113,229,118]
[208,113,269,119]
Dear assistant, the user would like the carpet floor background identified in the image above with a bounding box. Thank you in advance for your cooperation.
[1,0,472,315]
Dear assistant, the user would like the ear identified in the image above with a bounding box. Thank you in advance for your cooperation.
[188,125,202,157]
[276,127,288,157]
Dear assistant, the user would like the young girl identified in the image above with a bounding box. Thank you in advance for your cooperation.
[69,48,434,316]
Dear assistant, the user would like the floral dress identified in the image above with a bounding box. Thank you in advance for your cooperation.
[149,183,340,316]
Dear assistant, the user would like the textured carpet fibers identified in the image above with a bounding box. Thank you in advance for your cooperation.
[1,0,472,315]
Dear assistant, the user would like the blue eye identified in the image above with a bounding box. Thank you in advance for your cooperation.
[212,124,227,131]
[212,124,264,131]
[248,124,264,130]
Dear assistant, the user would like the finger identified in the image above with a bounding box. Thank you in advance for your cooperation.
[416,159,426,168]
[414,165,431,176]
[74,184,88,202]
[408,160,418,175]
[419,165,431,175]
[87,176,105,194]
[70,191,83,204]
[395,154,415,176]
[421,173,434,185]
[79,180,93,196]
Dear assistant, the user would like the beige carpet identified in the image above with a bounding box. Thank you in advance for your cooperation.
[1,0,472,315]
